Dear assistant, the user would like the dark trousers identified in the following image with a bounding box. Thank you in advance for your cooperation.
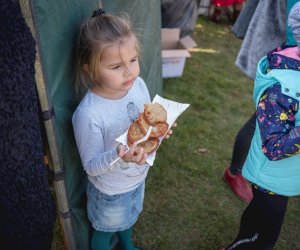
[226,186,288,250]
[230,113,256,175]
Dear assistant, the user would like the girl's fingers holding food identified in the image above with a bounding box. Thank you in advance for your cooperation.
[117,144,127,158]
[138,152,148,165]
[133,146,145,163]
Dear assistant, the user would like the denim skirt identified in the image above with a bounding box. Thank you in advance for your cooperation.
[86,181,145,232]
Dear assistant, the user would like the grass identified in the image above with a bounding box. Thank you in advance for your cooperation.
[52,16,300,250]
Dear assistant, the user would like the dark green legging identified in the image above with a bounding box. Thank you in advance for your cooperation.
[91,227,139,250]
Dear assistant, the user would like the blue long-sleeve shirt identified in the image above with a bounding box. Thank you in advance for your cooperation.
[72,77,151,195]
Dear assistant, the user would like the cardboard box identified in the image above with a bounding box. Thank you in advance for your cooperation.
[161,28,197,78]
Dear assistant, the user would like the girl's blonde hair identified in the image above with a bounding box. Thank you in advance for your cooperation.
[75,12,141,96]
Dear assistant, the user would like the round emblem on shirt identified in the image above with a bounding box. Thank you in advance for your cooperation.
[127,102,139,122]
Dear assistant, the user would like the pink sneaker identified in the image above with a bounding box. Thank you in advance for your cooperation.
[223,167,253,203]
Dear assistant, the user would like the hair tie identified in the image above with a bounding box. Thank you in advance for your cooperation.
[92,8,106,18]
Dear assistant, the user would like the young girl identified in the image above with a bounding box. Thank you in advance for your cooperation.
[221,3,300,249]
[72,8,173,250]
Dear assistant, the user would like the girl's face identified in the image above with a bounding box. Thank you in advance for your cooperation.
[92,35,140,99]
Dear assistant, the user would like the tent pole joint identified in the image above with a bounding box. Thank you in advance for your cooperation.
[60,210,73,219]
[42,107,55,121]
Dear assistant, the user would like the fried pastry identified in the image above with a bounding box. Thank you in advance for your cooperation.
[137,113,149,134]
[150,122,169,138]
[127,102,168,154]
[144,103,167,125]
[127,120,144,146]
[137,113,169,138]
[137,138,159,154]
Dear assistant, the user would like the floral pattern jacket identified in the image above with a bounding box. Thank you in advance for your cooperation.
[257,45,300,161]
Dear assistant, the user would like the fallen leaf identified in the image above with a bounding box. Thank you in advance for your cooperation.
[198,148,208,153]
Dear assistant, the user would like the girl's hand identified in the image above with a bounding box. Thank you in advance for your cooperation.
[164,122,177,139]
[117,143,147,165]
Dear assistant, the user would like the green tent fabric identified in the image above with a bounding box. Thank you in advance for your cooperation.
[29,0,162,249]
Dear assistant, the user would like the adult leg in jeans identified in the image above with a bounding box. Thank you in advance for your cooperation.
[224,112,256,202]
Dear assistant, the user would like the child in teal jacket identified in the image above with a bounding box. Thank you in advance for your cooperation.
[222,2,300,249]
